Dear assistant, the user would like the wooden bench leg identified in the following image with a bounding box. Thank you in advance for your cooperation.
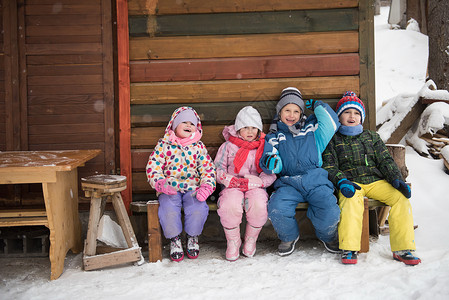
[147,200,162,262]
[360,198,370,253]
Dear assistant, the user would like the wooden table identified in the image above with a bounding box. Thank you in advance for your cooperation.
[0,150,101,280]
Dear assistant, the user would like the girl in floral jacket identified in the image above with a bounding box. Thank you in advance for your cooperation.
[322,91,420,266]
[146,107,216,262]
[214,106,276,261]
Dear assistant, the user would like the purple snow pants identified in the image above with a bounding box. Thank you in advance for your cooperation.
[158,191,209,239]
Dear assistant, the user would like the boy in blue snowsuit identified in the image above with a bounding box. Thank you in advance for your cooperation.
[260,87,341,256]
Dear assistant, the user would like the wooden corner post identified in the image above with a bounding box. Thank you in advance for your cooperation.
[117,0,132,213]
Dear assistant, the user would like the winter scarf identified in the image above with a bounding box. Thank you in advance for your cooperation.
[228,133,265,174]
[338,124,363,136]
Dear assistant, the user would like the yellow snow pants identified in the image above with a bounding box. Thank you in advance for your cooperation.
[338,180,416,252]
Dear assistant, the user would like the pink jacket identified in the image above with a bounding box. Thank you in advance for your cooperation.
[214,125,276,188]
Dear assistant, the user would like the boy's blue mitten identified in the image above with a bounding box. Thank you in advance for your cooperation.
[338,179,361,198]
[305,99,317,110]
[264,153,282,174]
[391,179,411,198]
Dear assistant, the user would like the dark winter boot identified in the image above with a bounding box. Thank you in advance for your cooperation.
[393,250,421,265]
[186,234,199,259]
[278,236,299,256]
[170,235,184,262]
[320,239,341,254]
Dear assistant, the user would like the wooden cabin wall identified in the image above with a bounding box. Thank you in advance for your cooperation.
[0,0,115,207]
[127,0,375,198]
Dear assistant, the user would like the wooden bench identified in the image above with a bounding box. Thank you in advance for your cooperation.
[131,196,387,262]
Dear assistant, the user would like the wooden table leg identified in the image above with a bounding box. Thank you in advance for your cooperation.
[42,169,82,280]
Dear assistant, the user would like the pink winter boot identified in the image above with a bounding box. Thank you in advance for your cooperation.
[242,224,262,258]
[223,227,241,261]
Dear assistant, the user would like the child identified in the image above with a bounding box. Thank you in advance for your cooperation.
[214,106,276,261]
[146,106,216,262]
[322,91,420,265]
[259,87,341,256]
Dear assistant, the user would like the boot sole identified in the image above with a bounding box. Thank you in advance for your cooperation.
[278,236,299,256]
[393,254,421,265]
[242,249,256,257]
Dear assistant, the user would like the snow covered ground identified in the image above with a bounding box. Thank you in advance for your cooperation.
[1,6,448,300]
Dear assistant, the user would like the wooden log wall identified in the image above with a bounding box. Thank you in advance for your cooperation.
[127,0,375,197]
[0,0,115,206]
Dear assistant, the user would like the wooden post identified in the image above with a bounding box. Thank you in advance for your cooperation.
[117,0,132,214]
[360,198,370,253]
[147,200,162,262]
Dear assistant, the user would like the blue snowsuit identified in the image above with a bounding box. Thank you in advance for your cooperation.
[260,101,341,243]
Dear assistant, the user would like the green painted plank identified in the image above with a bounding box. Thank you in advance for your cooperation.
[130,99,339,126]
[129,9,358,37]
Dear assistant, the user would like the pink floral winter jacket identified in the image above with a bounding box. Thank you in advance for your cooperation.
[146,107,216,194]
[214,125,276,188]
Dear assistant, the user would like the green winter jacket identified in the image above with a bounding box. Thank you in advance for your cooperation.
[322,130,403,186]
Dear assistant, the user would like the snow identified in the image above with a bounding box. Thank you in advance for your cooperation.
[1,6,449,300]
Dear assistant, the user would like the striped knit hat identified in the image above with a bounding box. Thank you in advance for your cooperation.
[336,91,366,124]
[276,87,305,114]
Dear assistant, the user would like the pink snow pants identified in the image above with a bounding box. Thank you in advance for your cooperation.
[217,187,268,229]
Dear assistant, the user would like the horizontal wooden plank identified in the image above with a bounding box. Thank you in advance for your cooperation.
[29,104,105,115]
[26,43,103,55]
[129,0,358,15]
[131,99,339,127]
[0,217,49,227]
[26,35,102,44]
[26,25,102,36]
[27,75,102,86]
[28,133,105,145]
[25,4,101,15]
[27,64,102,76]
[132,124,273,148]
[130,31,358,60]
[28,84,104,95]
[132,171,151,192]
[28,114,103,125]
[28,94,104,105]
[27,54,103,65]
[26,14,101,26]
[131,101,277,126]
[130,54,359,82]
[29,123,104,135]
[0,209,46,218]
[29,142,105,151]
[131,76,360,104]
[130,9,358,37]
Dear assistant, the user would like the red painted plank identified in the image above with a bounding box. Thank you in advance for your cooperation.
[130,53,359,82]
[116,0,132,213]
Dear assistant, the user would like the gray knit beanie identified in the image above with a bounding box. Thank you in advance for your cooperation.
[276,87,305,115]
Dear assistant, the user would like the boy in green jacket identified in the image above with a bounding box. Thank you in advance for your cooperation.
[322,91,420,266]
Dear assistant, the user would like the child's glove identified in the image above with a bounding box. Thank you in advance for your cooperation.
[244,174,264,189]
[305,99,317,110]
[219,173,237,188]
[194,184,214,202]
[338,179,361,198]
[228,177,249,192]
[391,179,411,198]
[154,178,177,195]
[264,153,282,174]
